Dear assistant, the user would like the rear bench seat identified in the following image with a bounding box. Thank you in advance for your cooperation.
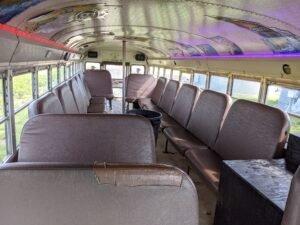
[0,163,199,225]
[29,75,105,117]
[185,99,289,191]
[17,114,156,164]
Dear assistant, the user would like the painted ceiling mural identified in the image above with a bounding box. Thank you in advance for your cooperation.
[0,0,299,58]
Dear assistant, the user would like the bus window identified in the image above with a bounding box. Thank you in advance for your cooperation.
[181,73,191,84]
[38,69,49,97]
[209,75,228,94]
[165,69,171,79]
[86,62,100,70]
[105,65,123,79]
[266,85,300,133]
[13,73,32,145]
[131,65,145,74]
[51,67,58,87]
[153,67,159,78]
[59,65,65,83]
[0,79,6,162]
[172,70,180,81]
[149,66,154,75]
[193,73,207,89]
[13,73,33,110]
[15,107,29,145]
[159,68,165,77]
[232,79,260,102]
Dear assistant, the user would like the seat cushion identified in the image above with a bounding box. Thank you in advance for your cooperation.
[186,148,222,192]
[160,113,179,129]
[163,126,208,155]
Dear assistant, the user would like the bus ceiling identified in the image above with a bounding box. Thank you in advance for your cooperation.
[0,0,299,74]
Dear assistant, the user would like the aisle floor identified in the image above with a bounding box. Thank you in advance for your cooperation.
[109,98,217,225]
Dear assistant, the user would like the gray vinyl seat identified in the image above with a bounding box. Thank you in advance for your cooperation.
[17,114,156,164]
[160,84,198,129]
[186,99,290,191]
[0,163,199,225]
[67,78,87,113]
[54,83,79,113]
[29,76,106,117]
[125,74,157,103]
[138,77,168,110]
[164,90,231,155]
[76,75,105,113]
[158,80,180,114]
[84,70,114,109]
[281,167,300,225]
[28,92,64,118]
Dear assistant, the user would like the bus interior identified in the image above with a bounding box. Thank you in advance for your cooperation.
[0,1,299,225]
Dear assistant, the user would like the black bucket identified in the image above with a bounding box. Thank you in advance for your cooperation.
[127,109,162,144]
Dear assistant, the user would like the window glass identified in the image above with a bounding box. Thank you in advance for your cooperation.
[181,73,191,84]
[266,85,300,133]
[51,67,58,87]
[172,70,180,81]
[209,75,228,93]
[86,62,100,70]
[266,85,300,116]
[105,65,123,79]
[38,69,48,97]
[159,68,165,77]
[193,73,207,89]
[149,66,154,75]
[165,69,171,79]
[59,66,65,82]
[15,107,28,145]
[131,65,145,74]
[290,116,300,134]
[13,73,32,110]
[0,79,4,118]
[153,67,159,78]
[0,122,6,162]
[65,66,70,79]
[232,79,261,102]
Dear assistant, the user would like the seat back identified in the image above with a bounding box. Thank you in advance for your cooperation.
[281,168,300,225]
[170,84,198,127]
[158,80,180,113]
[76,75,91,106]
[0,163,199,225]
[151,77,167,105]
[67,78,87,113]
[187,90,231,148]
[125,74,157,102]
[18,114,156,163]
[84,70,113,98]
[213,99,290,160]
[54,83,79,113]
[28,93,64,118]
